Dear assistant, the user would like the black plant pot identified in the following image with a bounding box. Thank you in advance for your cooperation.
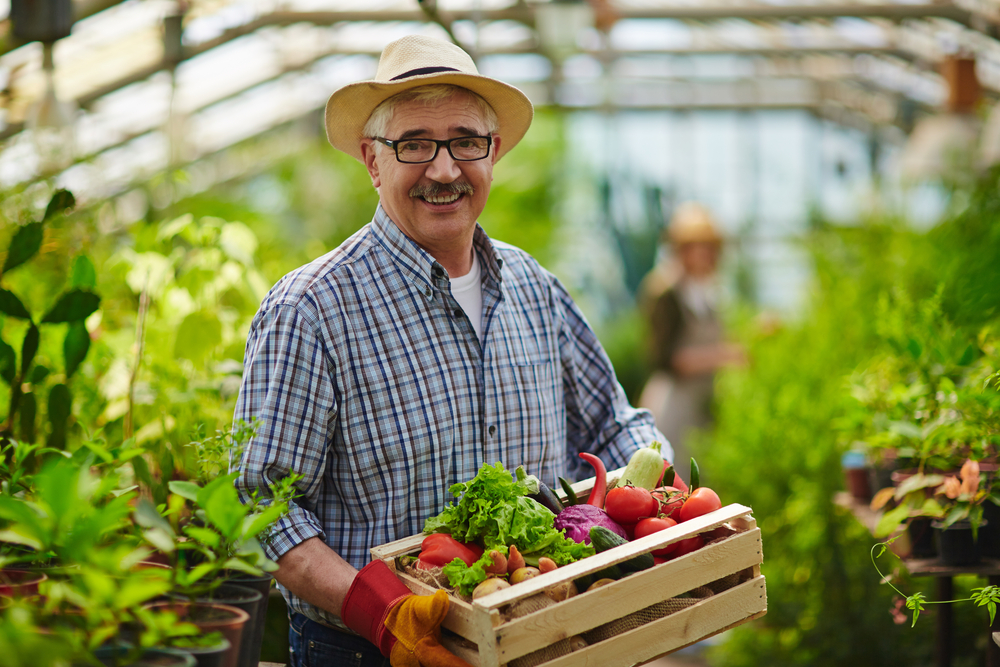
[934,520,985,566]
[980,502,1000,558]
[197,583,264,667]
[907,518,937,559]
[219,573,272,667]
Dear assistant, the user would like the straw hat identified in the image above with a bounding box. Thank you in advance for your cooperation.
[325,35,534,163]
[665,201,724,245]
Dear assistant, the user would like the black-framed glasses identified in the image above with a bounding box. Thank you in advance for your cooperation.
[374,135,493,164]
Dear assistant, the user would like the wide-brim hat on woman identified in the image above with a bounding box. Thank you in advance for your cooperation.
[666,201,724,245]
[325,34,534,163]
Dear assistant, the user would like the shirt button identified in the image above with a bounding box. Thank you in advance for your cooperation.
[424,286,432,297]
[453,309,462,318]
[489,425,496,437]
[433,267,444,277]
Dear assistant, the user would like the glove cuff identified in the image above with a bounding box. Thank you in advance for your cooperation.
[341,560,412,657]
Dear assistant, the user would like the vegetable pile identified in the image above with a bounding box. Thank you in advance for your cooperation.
[416,445,728,599]
[422,463,593,596]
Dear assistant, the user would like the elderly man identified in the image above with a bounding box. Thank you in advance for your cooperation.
[234,34,669,667]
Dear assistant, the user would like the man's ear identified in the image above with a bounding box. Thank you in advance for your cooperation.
[361,139,381,188]
[491,134,502,166]
[489,134,501,181]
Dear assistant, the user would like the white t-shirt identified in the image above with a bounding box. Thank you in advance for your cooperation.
[450,250,484,342]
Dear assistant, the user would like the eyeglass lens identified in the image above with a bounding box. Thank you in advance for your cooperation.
[396,137,490,163]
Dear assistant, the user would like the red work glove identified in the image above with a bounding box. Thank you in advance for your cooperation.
[341,560,471,667]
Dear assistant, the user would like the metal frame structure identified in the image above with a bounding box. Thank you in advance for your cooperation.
[1,0,997,198]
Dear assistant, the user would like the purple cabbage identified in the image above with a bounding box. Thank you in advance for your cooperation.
[553,505,627,544]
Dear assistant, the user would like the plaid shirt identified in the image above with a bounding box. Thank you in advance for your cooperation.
[234,205,666,627]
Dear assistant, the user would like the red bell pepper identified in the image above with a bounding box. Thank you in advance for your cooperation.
[578,452,608,508]
[417,534,484,568]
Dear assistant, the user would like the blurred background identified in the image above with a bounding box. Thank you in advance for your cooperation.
[2,0,1000,665]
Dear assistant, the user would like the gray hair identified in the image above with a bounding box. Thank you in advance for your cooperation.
[363,84,499,152]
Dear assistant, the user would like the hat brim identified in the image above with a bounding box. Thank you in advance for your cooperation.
[325,71,534,163]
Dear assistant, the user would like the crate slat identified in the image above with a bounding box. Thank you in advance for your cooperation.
[370,533,425,561]
[493,528,762,663]
[536,575,767,667]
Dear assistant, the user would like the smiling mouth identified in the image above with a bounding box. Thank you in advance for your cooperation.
[410,183,474,205]
[422,192,462,205]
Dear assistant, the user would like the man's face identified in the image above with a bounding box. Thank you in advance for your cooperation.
[361,92,500,254]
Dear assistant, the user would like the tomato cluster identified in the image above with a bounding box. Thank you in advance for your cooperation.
[603,482,722,561]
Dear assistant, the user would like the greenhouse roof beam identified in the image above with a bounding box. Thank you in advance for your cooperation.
[0,61,917,197]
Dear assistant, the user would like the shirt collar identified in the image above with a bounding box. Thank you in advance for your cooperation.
[372,203,504,285]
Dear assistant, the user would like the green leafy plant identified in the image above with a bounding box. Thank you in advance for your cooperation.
[0,189,100,452]
[186,418,260,485]
[872,539,1000,626]
[0,453,196,665]
[135,467,298,599]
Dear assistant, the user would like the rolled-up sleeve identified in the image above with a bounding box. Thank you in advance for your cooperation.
[234,300,339,561]
[553,277,672,479]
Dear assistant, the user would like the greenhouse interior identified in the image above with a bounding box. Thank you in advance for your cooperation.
[1,0,1000,666]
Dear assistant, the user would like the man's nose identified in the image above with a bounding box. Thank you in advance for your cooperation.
[424,145,462,182]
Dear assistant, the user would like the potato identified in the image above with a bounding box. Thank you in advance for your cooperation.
[586,578,617,592]
[544,581,578,602]
[509,566,540,584]
[473,577,511,599]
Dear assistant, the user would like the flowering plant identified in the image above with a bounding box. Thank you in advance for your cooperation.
[870,458,997,539]
[934,459,998,539]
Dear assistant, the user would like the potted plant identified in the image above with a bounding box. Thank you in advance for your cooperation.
[133,449,298,667]
[930,459,998,565]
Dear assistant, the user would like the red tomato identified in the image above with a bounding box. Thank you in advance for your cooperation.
[671,535,705,558]
[605,486,659,526]
[653,486,686,519]
[678,487,722,522]
[634,516,679,556]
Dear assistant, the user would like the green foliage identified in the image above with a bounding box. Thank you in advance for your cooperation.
[695,239,923,665]
[479,110,564,265]
[696,168,1000,666]
[872,541,1000,628]
[0,189,98,451]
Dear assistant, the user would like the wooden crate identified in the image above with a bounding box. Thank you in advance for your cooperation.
[370,469,766,667]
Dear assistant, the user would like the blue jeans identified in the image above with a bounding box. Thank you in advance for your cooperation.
[288,612,391,667]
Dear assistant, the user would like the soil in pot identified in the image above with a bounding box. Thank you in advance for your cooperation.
[167,637,231,667]
[933,519,986,566]
[89,645,197,667]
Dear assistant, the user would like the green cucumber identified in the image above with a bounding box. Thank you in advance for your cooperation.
[589,526,655,574]
[592,564,623,581]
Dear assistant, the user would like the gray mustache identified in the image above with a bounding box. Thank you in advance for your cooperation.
[410,182,475,198]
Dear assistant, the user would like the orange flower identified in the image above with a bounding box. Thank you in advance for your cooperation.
[960,459,981,497]
[939,475,962,499]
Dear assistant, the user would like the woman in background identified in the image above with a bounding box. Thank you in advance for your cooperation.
[638,202,746,473]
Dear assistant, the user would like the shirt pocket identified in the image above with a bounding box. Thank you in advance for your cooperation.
[490,329,563,474]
